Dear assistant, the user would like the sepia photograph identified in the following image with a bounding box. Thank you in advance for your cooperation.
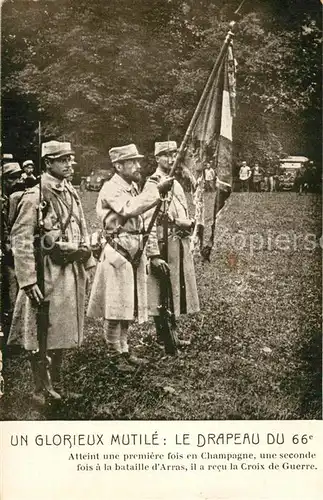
[1,0,321,429]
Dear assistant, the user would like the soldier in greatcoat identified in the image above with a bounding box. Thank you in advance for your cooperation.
[87,143,172,372]
[8,141,95,403]
[1,162,25,342]
[143,141,200,348]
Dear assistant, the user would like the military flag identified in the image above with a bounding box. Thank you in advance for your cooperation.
[179,31,237,260]
[136,5,244,265]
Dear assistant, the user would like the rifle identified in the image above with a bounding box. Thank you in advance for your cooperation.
[155,194,177,356]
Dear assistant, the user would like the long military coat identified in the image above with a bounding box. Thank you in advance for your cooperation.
[87,173,160,324]
[143,167,200,318]
[1,190,25,315]
[8,172,95,351]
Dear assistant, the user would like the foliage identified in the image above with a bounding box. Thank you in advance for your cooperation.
[1,0,321,174]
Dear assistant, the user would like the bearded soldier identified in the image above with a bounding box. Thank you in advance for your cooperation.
[87,143,173,372]
[8,141,95,404]
[143,141,200,349]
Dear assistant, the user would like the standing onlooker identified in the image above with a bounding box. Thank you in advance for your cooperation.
[204,164,215,192]
[252,163,262,192]
[239,161,251,192]
[66,155,77,183]
[143,140,200,350]
[21,160,37,187]
[273,162,280,192]
[266,162,277,192]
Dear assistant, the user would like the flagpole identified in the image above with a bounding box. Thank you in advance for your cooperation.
[235,0,248,16]
[170,0,248,177]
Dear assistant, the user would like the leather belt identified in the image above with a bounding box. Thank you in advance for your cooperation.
[104,228,145,237]
[104,234,139,317]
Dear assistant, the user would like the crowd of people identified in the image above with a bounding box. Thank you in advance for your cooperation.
[238,160,281,193]
[236,159,317,193]
[1,140,199,405]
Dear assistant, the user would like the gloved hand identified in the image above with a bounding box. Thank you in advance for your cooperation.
[157,177,174,196]
[23,283,44,305]
[90,230,103,259]
[150,257,170,277]
[175,218,194,231]
[76,245,92,264]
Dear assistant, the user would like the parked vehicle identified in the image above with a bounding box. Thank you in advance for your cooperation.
[278,156,309,191]
[278,168,298,191]
[87,169,113,191]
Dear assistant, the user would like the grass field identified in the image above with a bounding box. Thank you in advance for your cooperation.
[1,191,322,421]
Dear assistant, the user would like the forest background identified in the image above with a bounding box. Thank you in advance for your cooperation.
[1,0,322,179]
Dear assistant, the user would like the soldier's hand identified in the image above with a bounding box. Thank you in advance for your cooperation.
[4,243,11,254]
[23,283,44,305]
[157,177,174,196]
[85,267,96,294]
[150,257,170,276]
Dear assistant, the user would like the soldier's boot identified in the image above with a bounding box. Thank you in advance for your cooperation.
[30,352,62,402]
[2,311,13,346]
[50,349,63,388]
[122,352,149,366]
[153,316,178,355]
[29,353,46,406]
[173,331,191,348]
[153,316,166,348]
[50,350,82,400]
[107,349,136,373]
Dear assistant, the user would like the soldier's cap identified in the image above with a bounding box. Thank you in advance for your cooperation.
[41,140,74,159]
[154,141,177,157]
[109,143,144,163]
[22,160,35,168]
[2,153,14,160]
[2,162,22,177]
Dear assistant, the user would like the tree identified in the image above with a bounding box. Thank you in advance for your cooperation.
[1,0,321,173]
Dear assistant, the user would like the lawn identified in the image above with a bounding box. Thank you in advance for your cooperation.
[1,191,322,420]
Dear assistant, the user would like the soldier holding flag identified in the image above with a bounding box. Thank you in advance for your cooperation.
[143,141,200,350]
